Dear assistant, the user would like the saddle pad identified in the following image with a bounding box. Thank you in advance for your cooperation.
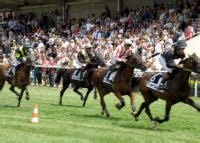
[71,69,83,81]
[146,73,165,92]
[103,71,118,84]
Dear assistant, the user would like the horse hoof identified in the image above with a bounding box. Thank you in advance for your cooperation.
[26,96,30,100]
[59,102,62,106]
[154,117,160,122]
[93,95,97,100]
[80,95,84,101]
[101,111,104,115]
[152,121,157,130]
[106,114,110,118]
[131,112,139,121]
[115,103,122,110]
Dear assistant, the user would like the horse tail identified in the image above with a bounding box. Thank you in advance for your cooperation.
[55,69,67,84]
[131,77,141,90]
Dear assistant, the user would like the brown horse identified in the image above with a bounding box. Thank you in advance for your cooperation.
[133,54,200,128]
[0,57,33,107]
[88,53,146,117]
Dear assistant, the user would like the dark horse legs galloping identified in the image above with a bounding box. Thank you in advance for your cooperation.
[58,68,96,106]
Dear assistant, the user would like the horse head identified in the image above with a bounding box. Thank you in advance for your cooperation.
[182,53,200,74]
[126,52,146,71]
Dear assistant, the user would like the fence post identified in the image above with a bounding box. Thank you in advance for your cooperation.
[194,78,198,98]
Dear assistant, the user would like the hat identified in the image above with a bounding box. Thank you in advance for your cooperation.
[176,40,187,48]
[85,44,93,49]
[124,39,132,45]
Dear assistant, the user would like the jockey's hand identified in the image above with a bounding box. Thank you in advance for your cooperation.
[22,57,26,62]
[121,59,127,63]
[177,64,184,69]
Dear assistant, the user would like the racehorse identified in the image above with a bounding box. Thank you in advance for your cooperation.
[87,53,146,117]
[56,51,106,106]
[133,54,200,129]
[0,56,33,107]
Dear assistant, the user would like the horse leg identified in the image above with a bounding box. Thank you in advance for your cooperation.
[183,97,200,112]
[154,102,173,124]
[93,88,97,99]
[25,87,30,100]
[73,86,84,101]
[59,82,70,106]
[114,92,125,110]
[133,102,146,121]
[17,88,25,107]
[133,93,158,121]
[99,90,110,118]
[82,87,93,107]
[129,91,137,114]
[9,85,20,98]
[0,79,5,93]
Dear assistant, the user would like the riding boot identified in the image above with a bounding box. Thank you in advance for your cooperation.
[79,67,85,80]
[107,63,120,83]
[157,73,170,90]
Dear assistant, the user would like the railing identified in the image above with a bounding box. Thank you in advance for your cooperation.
[189,75,200,98]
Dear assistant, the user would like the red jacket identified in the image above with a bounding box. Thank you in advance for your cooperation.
[114,43,131,62]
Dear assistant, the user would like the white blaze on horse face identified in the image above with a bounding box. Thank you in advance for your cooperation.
[184,34,200,58]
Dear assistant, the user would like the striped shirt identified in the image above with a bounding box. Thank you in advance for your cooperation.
[114,43,131,62]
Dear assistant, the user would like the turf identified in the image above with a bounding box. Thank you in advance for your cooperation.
[0,84,200,143]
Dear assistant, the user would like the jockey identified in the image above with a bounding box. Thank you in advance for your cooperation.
[76,43,106,79]
[6,38,31,78]
[157,40,187,90]
[106,38,132,82]
[75,44,93,79]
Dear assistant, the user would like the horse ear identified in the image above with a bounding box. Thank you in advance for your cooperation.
[191,53,197,58]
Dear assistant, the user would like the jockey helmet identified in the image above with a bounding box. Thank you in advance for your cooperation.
[23,38,31,54]
[23,38,31,48]
[176,40,187,49]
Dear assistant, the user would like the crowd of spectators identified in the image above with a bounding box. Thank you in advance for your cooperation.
[1,0,200,87]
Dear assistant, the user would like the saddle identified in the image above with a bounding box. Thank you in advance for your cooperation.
[71,69,86,81]
[146,73,167,92]
[103,70,118,84]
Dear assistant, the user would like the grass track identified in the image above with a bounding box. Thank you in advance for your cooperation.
[0,84,200,143]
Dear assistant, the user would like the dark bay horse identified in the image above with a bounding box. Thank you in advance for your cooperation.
[133,54,200,128]
[88,53,146,117]
[0,57,33,107]
[57,51,106,106]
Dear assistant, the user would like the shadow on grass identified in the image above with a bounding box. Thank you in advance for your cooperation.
[72,113,122,121]
[50,103,87,108]
[119,123,173,132]
[1,105,17,108]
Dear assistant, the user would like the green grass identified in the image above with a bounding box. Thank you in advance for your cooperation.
[0,84,200,143]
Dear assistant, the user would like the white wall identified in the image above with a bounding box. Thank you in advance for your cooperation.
[123,0,176,9]
[15,4,62,20]
[68,2,105,19]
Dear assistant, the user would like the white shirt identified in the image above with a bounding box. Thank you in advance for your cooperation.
[154,42,163,54]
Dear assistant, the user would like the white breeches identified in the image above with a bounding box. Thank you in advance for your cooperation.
[157,55,173,73]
